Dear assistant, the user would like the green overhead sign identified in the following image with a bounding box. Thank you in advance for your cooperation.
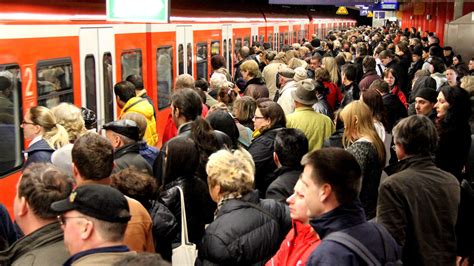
[107,0,169,23]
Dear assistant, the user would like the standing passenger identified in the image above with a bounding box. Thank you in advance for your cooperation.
[377,115,460,265]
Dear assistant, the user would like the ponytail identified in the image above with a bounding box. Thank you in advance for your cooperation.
[43,123,69,149]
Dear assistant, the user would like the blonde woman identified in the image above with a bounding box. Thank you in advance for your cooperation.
[21,106,69,168]
[240,60,269,100]
[50,103,87,175]
[322,56,341,87]
[340,100,385,219]
[197,149,291,265]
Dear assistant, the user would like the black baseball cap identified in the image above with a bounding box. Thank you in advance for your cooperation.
[102,119,140,141]
[51,184,131,223]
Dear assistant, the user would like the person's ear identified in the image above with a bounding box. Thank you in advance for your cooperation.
[320,183,332,203]
[17,196,28,217]
[81,220,94,240]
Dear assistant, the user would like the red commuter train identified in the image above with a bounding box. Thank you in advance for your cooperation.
[0,1,356,215]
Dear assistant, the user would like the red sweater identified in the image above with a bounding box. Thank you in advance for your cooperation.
[323,81,342,111]
[266,221,320,266]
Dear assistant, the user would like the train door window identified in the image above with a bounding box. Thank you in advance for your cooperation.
[223,39,227,62]
[157,46,173,110]
[260,35,264,44]
[0,64,22,176]
[234,38,242,59]
[187,43,192,75]
[103,52,114,123]
[280,33,284,50]
[293,32,297,43]
[37,58,73,108]
[284,32,289,45]
[227,38,232,69]
[84,55,97,117]
[196,42,208,80]
[211,41,220,56]
[268,34,272,49]
[243,37,250,47]
[178,44,184,75]
[121,49,142,81]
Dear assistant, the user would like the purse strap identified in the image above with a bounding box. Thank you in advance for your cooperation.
[176,186,190,245]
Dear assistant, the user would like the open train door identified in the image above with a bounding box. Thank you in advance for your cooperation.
[79,27,116,130]
[176,25,194,77]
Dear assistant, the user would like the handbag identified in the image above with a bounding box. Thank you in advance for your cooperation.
[172,186,197,265]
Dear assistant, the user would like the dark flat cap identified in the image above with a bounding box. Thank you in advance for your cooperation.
[102,119,140,141]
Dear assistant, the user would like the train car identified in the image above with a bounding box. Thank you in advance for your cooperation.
[0,1,356,215]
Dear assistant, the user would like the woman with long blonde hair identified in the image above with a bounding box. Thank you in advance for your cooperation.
[21,106,69,167]
[340,100,385,219]
[322,56,341,87]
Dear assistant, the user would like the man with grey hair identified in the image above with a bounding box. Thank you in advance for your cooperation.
[376,115,460,265]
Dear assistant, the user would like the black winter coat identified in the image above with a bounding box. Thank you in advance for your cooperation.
[382,93,407,132]
[265,166,302,203]
[436,125,472,182]
[149,200,177,261]
[197,190,291,265]
[248,127,283,197]
[160,176,215,247]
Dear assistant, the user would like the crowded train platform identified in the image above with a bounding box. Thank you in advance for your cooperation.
[1,0,474,265]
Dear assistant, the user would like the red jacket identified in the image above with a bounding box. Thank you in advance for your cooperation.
[266,221,320,266]
[323,81,342,111]
[391,86,408,109]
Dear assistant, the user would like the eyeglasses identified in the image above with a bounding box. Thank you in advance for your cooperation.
[21,120,35,125]
[57,215,87,225]
[253,116,265,120]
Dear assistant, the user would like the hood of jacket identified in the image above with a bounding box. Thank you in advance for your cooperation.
[121,97,154,119]
[26,138,54,153]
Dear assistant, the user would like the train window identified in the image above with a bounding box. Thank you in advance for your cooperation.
[227,38,232,68]
[37,58,73,108]
[157,46,173,110]
[223,39,227,62]
[103,53,114,123]
[234,38,242,59]
[178,44,184,75]
[0,64,23,176]
[84,55,97,117]
[280,33,284,50]
[260,35,264,43]
[121,49,142,81]
[268,34,272,49]
[211,41,220,56]
[196,42,208,80]
[187,43,192,75]
[243,37,250,47]
[284,32,289,45]
[293,32,297,43]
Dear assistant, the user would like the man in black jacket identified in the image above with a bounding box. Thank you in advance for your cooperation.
[103,119,152,175]
[377,115,460,265]
[369,79,407,132]
[266,128,308,202]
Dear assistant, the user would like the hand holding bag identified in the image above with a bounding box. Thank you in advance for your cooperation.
[172,186,197,265]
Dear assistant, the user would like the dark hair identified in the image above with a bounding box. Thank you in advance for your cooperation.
[369,79,390,94]
[195,78,209,92]
[257,99,286,133]
[438,86,471,131]
[114,81,136,103]
[206,110,239,149]
[171,88,202,122]
[430,56,446,73]
[362,88,388,129]
[211,55,226,71]
[315,68,331,83]
[429,46,444,58]
[72,133,114,180]
[232,96,256,126]
[383,68,399,88]
[342,63,357,82]
[19,163,74,219]
[379,49,394,59]
[125,74,144,90]
[110,167,157,210]
[393,115,438,156]
[301,148,361,205]
[0,76,11,92]
[362,56,376,71]
[162,136,199,186]
[274,128,308,168]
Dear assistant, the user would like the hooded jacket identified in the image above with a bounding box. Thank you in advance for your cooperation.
[120,97,158,146]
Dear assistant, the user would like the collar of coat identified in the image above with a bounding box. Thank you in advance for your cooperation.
[384,154,436,176]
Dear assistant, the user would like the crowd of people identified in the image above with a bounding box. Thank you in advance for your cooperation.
[1,24,474,265]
